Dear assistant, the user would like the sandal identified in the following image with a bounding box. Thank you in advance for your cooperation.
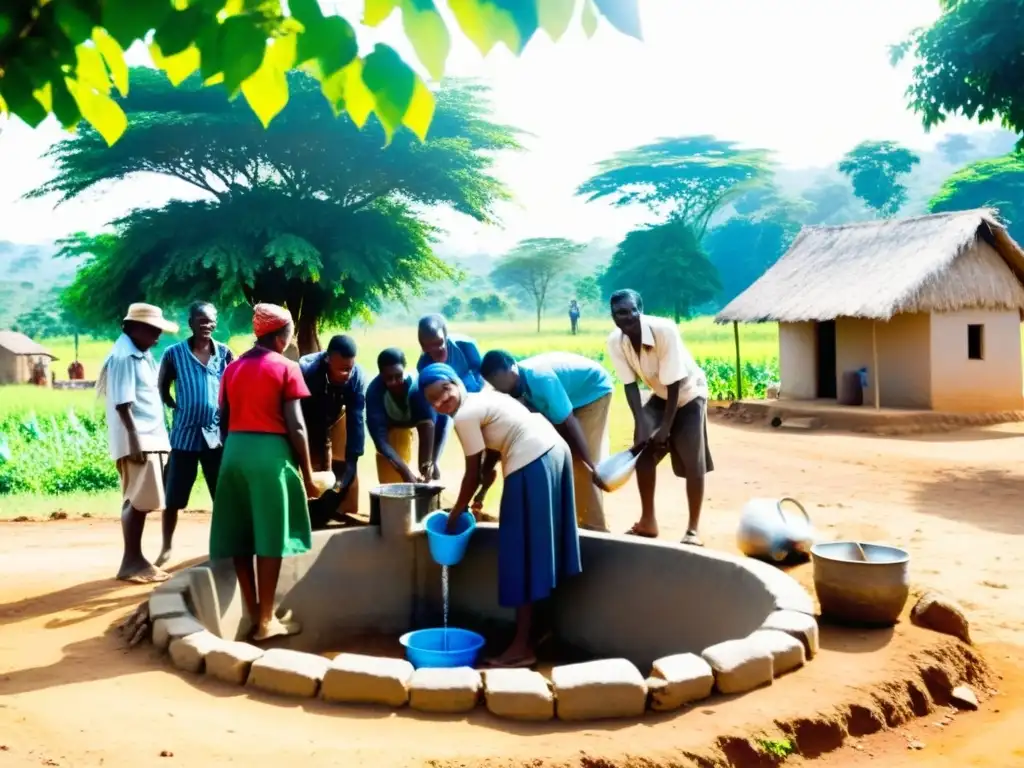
[681,531,704,547]
[624,523,658,539]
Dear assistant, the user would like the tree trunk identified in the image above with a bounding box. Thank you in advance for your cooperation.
[536,304,542,333]
[674,304,682,324]
[296,313,321,356]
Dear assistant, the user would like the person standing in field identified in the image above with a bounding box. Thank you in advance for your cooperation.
[366,348,436,484]
[298,335,366,522]
[606,289,713,546]
[157,301,234,567]
[569,300,581,335]
[98,303,179,584]
[480,350,612,532]
[211,303,318,641]
[416,313,485,478]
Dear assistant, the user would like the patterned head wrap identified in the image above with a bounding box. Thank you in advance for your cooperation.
[252,303,291,337]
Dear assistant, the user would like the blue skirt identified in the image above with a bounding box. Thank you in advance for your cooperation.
[498,443,583,608]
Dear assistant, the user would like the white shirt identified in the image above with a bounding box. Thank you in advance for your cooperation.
[103,334,171,460]
[606,314,708,407]
[453,390,561,477]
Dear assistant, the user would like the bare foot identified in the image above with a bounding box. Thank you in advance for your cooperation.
[624,522,658,538]
[486,646,537,669]
[253,615,302,642]
[117,564,169,584]
[154,548,173,567]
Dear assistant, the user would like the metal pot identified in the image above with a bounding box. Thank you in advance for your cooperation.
[369,483,444,540]
[811,541,910,627]
[737,497,816,562]
[595,447,643,492]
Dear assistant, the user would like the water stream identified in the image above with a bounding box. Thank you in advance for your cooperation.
[441,565,450,651]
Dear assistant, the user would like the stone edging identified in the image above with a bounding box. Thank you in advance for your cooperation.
[147,565,819,722]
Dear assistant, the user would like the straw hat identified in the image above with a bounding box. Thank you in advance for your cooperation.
[123,303,179,333]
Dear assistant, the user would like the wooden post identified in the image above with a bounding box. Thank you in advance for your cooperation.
[871,320,880,410]
[733,321,743,401]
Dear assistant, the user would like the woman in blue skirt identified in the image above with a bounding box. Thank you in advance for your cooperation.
[420,363,582,668]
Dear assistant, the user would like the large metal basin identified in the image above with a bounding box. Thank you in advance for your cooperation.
[811,541,910,627]
[369,483,443,538]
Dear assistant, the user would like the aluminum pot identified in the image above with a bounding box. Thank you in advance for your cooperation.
[811,541,910,627]
[595,447,644,492]
[369,483,444,539]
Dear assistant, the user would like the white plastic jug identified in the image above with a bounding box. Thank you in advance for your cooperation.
[736,497,816,562]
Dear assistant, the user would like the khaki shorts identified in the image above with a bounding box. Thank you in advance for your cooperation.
[375,426,415,486]
[572,394,611,531]
[117,452,169,513]
[313,412,360,515]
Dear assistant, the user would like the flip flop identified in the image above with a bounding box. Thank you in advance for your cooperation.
[118,568,170,584]
[485,654,538,670]
[681,532,704,547]
[624,523,658,539]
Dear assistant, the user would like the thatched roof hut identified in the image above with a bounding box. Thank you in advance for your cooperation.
[716,209,1024,323]
[0,331,56,385]
[716,210,1024,414]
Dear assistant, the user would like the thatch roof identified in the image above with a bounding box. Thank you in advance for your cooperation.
[716,209,1024,323]
[0,331,56,358]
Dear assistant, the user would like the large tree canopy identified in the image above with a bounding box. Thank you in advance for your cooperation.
[837,140,920,218]
[929,154,1024,241]
[600,220,720,322]
[491,237,584,332]
[577,136,772,238]
[48,69,520,352]
[893,0,1024,146]
[0,0,640,146]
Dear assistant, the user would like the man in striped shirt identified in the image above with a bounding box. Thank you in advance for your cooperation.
[158,302,234,566]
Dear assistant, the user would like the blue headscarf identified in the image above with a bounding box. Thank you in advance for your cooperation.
[419,363,460,391]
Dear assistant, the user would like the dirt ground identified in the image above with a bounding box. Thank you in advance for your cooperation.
[1,418,1023,767]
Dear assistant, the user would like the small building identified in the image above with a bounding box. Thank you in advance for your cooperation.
[716,209,1024,413]
[0,331,57,385]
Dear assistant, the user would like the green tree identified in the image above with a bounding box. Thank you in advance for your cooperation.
[577,135,772,239]
[600,220,720,322]
[47,70,519,353]
[441,295,462,319]
[929,154,1024,241]
[837,140,920,218]
[491,237,585,332]
[573,274,601,306]
[0,0,640,145]
[893,0,1024,146]
[799,178,866,225]
[468,293,509,321]
[12,287,77,338]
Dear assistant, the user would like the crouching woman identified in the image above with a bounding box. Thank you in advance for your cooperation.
[419,363,582,668]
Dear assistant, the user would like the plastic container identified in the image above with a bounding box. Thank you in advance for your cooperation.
[595,447,643,492]
[400,627,485,668]
[424,510,476,566]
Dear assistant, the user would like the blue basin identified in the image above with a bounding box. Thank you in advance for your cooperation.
[399,627,485,668]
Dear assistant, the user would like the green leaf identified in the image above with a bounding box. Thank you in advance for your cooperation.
[538,0,575,41]
[93,30,130,97]
[402,77,435,141]
[55,2,96,45]
[287,0,323,25]
[362,44,415,141]
[0,64,47,127]
[52,77,82,128]
[401,0,449,81]
[154,6,208,57]
[296,15,358,77]
[220,15,267,95]
[321,59,374,125]
[581,0,598,38]
[75,46,112,94]
[364,0,399,26]
[150,42,202,86]
[101,0,173,49]
[67,79,127,145]
[592,0,642,39]
[196,22,223,80]
[241,35,293,127]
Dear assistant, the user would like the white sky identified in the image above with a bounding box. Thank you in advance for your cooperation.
[0,0,994,255]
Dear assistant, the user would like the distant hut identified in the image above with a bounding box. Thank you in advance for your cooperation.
[0,331,57,385]
[716,209,1024,413]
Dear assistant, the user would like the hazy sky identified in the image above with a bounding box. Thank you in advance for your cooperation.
[0,0,993,253]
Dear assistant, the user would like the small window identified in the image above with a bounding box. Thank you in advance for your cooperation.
[967,324,984,360]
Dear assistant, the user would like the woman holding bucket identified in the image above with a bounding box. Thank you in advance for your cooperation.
[419,363,582,668]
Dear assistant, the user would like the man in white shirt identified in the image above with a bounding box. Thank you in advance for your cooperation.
[606,289,714,546]
[100,303,179,583]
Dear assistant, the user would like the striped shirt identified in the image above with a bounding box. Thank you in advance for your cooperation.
[162,339,234,452]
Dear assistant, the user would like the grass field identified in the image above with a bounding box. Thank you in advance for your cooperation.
[1,317,779,519]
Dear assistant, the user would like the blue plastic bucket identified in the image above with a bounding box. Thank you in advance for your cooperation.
[400,627,485,668]
[424,510,476,566]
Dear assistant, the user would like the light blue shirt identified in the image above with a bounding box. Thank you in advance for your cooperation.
[163,340,233,452]
[518,352,614,425]
[103,333,171,460]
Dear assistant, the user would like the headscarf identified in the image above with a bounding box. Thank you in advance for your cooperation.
[419,363,460,391]
[253,303,291,337]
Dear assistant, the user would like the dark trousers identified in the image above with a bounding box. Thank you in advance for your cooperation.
[164,447,222,510]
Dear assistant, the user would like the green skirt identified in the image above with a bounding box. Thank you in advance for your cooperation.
[209,432,312,559]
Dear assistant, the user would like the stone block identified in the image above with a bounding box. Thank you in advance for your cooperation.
[148,591,189,621]
[247,648,330,698]
[701,638,773,695]
[748,630,806,676]
[483,668,554,721]
[168,630,225,674]
[911,593,971,644]
[759,610,820,658]
[206,642,264,686]
[152,570,192,595]
[552,658,647,721]
[321,653,414,707]
[409,667,482,714]
[152,614,205,651]
[649,653,715,711]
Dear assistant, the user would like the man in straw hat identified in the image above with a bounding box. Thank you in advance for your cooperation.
[99,303,179,583]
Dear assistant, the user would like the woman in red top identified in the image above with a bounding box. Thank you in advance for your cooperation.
[210,304,318,641]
